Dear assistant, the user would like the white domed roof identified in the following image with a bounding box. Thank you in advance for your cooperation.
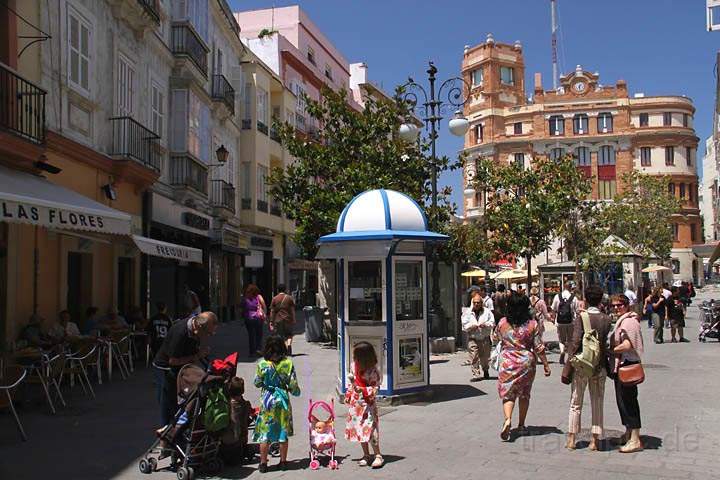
[336,189,427,233]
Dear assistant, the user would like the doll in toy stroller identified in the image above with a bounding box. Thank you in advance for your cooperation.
[308,399,338,470]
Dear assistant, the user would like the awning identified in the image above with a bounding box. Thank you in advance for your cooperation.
[0,166,131,235]
[132,235,203,263]
[315,240,394,259]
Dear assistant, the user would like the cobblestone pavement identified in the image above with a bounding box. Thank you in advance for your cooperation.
[2,287,720,480]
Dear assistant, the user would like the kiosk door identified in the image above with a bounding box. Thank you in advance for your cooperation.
[392,257,427,390]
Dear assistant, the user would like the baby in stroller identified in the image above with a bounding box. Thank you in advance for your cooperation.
[308,399,338,470]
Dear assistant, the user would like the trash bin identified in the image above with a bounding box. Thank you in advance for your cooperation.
[304,306,324,342]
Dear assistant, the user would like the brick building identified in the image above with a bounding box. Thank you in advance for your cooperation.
[460,35,702,284]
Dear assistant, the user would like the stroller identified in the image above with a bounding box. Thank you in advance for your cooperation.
[699,300,720,342]
[308,399,339,470]
[139,353,245,480]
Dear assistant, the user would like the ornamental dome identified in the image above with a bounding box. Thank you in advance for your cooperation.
[336,189,427,233]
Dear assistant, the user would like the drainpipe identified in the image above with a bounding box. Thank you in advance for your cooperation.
[140,190,152,318]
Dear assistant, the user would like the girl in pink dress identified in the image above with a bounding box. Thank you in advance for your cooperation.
[344,342,384,468]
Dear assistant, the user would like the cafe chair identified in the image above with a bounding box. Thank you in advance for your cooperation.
[0,365,28,441]
[107,334,132,380]
[63,344,98,399]
[25,353,67,414]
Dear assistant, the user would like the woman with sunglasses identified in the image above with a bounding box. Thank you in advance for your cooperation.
[609,294,645,453]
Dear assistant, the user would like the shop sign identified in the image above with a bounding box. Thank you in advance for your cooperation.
[182,212,210,231]
[251,236,273,249]
[0,200,130,235]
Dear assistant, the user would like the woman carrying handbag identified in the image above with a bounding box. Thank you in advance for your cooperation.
[609,294,645,453]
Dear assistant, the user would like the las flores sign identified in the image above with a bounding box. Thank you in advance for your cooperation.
[0,200,131,235]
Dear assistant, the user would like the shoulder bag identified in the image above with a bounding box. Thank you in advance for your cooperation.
[615,316,645,386]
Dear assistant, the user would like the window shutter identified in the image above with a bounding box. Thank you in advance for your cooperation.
[170,90,188,152]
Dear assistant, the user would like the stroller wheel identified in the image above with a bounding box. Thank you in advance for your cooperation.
[148,458,158,472]
[329,460,339,470]
[176,466,194,480]
[206,458,223,475]
[309,459,320,470]
[138,458,152,475]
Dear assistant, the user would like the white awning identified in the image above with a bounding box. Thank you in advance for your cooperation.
[0,166,132,235]
[132,235,203,263]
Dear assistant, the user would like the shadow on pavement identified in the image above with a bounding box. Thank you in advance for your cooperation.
[431,383,487,403]
[508,425,563,442]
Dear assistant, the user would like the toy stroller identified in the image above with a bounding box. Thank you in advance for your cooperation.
[308,399,338,470]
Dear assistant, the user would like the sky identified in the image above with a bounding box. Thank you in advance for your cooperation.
[230,0,718,210]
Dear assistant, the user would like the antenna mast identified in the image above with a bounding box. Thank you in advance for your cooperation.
[551,0,558,90]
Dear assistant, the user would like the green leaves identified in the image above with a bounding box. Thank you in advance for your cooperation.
[266,86,451,258]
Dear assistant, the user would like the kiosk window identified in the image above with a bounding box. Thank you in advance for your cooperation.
[348,261,383,322]
[395,261,424,321]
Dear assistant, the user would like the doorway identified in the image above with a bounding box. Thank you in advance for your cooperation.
[67,252,93,327]
[117,257,134,317]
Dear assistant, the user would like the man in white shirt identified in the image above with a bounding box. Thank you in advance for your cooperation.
[661,282,672,300]
[479,286,494,312]
[624,286,637,307]
[462,292,495,381]
[550,285,581,364]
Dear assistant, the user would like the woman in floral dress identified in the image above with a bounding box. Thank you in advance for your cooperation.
[345,342,384,468]
[253,336,301,473]
[495,293,551,441]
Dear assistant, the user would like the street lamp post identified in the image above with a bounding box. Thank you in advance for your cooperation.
[398,62,470,333]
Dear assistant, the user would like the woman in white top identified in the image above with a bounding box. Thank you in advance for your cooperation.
[462,292,496,381]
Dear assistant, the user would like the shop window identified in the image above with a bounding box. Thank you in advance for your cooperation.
[348,261,383,322]
[394,261,424,321]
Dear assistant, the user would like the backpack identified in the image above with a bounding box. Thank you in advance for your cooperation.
[569,312,601,378]
[556,295,574,324]
[203,388,231,432]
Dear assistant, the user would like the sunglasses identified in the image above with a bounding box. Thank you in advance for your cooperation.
[611,303,625,308]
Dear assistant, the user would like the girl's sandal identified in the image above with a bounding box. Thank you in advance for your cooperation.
[371,455,385,469]
[500,419,512,441]
[358,456,372,467]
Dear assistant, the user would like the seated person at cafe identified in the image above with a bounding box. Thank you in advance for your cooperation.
[59,310,81,338]
[83,307,101,336]
[99,309,129,333]
[127,305,148,330]
[42,314,67,344]
[18,314,58,349]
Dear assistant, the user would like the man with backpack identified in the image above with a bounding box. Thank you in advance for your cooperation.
[269,284,297,355]
[551,284,580,365]
[561,285,612,451]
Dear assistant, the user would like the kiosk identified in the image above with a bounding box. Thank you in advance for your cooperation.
[316,189,448,400]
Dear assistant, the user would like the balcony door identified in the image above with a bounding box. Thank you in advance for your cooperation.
[116,54,136,117]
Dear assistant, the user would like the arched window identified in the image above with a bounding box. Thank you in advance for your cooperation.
[575,146,590,166]
[598,112,613,133]
[550,147,565,161]
[573,114,589,134]
[549,115,565,136]
[598,145,616,165]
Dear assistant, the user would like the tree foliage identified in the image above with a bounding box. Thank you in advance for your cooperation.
[267,86,458,258]
[470,155,592,278]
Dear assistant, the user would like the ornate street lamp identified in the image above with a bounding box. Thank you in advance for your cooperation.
[397,61,471,332]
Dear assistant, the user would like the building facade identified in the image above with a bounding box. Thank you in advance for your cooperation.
[460,35,702,284]
[701,136,718,242]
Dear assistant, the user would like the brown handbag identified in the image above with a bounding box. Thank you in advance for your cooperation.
[618,362,645,386]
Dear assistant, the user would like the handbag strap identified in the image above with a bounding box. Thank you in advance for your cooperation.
[580,311,591,333]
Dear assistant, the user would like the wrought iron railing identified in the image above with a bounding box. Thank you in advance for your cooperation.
[169,155,208,195]
[109,116,161,171]
[171,23,209,76]
[257,199,268,212]
[0,63,46,144]
[257,121,268,135]
[137,0,160,23]
[211,179,235,213]
[211,74,235,116]
[270,125,281,143]
[270,204,281,216]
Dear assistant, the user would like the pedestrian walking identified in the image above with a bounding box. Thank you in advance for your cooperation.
[642,291,654,329]
[147,301,173,358]
[495,293,551,441]
[152,312,218,427]
[551,285,580,364]
[668,287,689,343]
[650,287,666,344]
[529,287,550,338]
[609,295,645,453]
[462,291,495,381]
[492,284,509,323]
[345,341,384,468]
[253,335,301,473]
[242,284,267,357]
[269,284,297,355]
[562,286,612,451]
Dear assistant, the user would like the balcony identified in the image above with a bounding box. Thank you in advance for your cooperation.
[270,203,281,217]
[211,74,235,117]
[171,22,209,77]
[257,199,268,213]
[169,154,208,196]
[210,179,236,215]
[109,116,161,171]
[241,198,252,210]
[270,125,281,143]
[0,63,46,144]
[257,121,268,135]
[108,0,160,33]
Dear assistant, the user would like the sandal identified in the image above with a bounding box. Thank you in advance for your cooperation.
[619,441,643,453]
[500,419,512,441]
[371,455,385,469]
[358,456,372,467]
